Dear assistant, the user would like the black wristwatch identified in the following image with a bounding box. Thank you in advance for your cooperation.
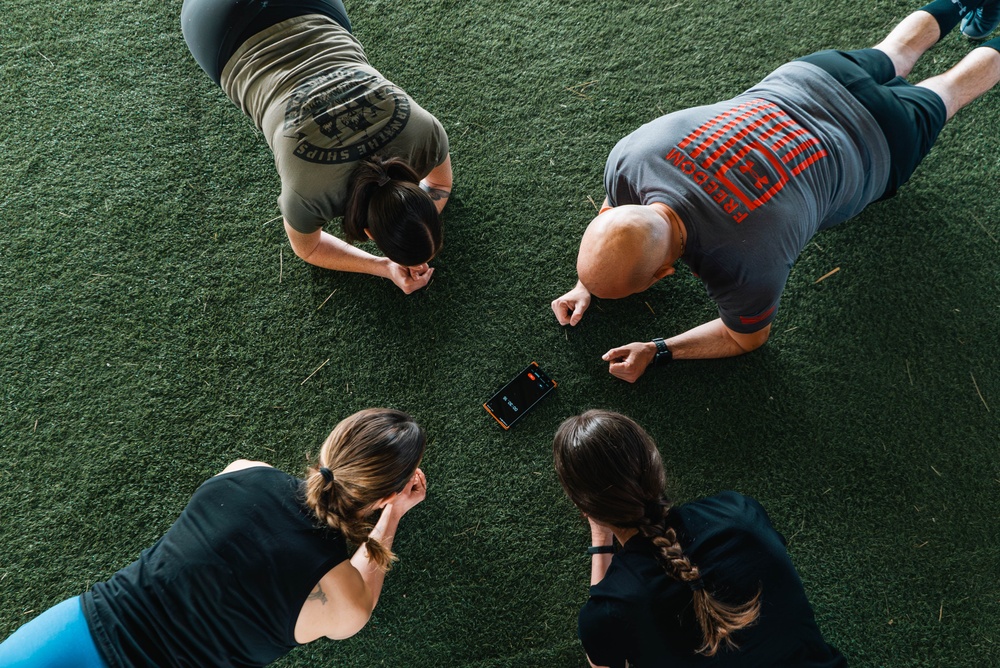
[652,338,673,367]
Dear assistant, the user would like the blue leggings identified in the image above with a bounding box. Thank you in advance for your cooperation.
[0,597,108,668]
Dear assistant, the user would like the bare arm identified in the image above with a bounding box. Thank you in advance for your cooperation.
[587,518,614,586]
[350,468,427,611]
[295,469,427,643]
[666,318,771,358]
[420,154,452,213]
[603,319,772,383]
[283,220,433,294]
[298,560,374,642]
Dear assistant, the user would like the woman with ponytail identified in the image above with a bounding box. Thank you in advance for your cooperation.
[181,0,451,293]
[553,410,846,667]
[0,409,427,668]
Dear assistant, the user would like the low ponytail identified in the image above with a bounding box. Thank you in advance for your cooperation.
[303,409,426,572]
[343,155,442,267]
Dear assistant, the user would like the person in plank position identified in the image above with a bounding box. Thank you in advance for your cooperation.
[182,0,452,293]
[551,0,1000,382]
[0,409,428,668]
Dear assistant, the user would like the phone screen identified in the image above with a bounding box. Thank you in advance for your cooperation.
[483,362,557,430]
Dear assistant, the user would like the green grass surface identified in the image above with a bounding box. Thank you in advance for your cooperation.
[2,0,998,665]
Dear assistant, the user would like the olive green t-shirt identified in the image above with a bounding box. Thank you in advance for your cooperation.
[222,15,449,233]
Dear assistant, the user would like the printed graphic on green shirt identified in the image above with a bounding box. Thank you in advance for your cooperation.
[283,68,411,164]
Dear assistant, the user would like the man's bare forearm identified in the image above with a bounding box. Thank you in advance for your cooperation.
[665,319,770,359]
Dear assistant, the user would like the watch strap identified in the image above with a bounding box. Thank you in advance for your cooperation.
[652,338,672,366]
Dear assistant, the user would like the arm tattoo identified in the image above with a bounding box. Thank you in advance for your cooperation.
[307,583,328,605]
[420,183,451,202]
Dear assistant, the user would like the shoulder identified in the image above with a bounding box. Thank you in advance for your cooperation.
[713,490,772,522]
[590,538,665,601]
[578,592,629,665]
[394,98,449,154]
[677,492,783,550]
[217,460,274,476]
[579,591,621,630]
[681,491,768,523]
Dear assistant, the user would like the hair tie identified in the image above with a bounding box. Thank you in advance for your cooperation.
[319,467,334,483]
[644,499,662,518]
[687,577,705,592]
[376,172,391,187]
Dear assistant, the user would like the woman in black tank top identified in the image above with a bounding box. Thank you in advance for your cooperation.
[0,408,429,668]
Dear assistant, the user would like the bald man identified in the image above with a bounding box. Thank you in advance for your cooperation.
[552,0,1000,383]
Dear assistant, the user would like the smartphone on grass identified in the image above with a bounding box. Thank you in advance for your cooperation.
[483,362,557,430]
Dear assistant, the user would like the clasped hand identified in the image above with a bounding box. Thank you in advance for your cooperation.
[388,468,427,517]
[387,262,434,294]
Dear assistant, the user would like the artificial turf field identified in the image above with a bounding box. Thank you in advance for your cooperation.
[2,0,999,665]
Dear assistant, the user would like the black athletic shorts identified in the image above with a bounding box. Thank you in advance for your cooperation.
[796,48,947,200]
[181,0,351,86]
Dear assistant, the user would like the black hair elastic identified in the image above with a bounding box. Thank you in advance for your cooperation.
[645,500,663,518]
[687,578,705,592]
[319,467,334,483]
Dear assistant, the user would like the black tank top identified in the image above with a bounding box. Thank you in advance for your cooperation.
[81,467,348,667]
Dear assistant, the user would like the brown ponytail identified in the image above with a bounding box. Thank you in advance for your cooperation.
[343,155,442,267]
[304,408,426,571]
[553,410,761,657]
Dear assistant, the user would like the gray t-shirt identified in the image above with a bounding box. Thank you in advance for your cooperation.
[222,15,449,233]
[605,61,890,333]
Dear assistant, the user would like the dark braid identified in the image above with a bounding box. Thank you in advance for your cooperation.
[554,410,761,658]
[637,496,761,656]
[638,499,702,585]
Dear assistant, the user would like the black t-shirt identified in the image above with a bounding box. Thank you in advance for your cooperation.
[578,491,846,667]
[81,467,349,668]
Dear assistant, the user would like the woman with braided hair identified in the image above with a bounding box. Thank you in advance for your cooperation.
[553,410,846,667]
[0,408,427,668]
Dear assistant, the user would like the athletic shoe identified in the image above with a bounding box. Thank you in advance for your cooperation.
[961,1,1000,39]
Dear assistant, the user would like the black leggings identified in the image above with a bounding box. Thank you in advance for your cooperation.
[181,0,351,85]
[796,49,947,200]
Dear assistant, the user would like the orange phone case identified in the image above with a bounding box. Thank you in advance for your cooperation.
[483,362,557,430]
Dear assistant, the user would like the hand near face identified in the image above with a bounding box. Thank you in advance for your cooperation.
[602,342,656,383]
[587,516,614,546]
[391,468,427,517]
[387,262,434,294]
